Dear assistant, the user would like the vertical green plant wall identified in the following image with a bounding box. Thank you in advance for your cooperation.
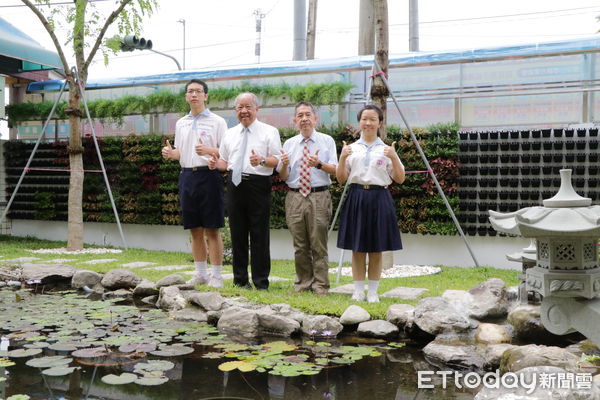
[2,124,460,235]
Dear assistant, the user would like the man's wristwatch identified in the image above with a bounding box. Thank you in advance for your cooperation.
[259,157,266,167]
[315,162,323,169]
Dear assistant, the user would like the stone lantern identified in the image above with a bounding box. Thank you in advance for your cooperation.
[489,169,600,345]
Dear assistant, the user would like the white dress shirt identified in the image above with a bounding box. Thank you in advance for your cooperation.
[278,130,338,188]
[174,109,227,168]
[220,120,282,176]
[344,136,401,186]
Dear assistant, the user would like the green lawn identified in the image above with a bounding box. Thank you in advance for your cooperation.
[0,234,520,319]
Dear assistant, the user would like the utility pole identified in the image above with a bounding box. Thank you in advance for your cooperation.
[358,0,375,55]
[306,0,318,59]
[254,9,265,63]
[409,0,419,52]
[177,19,186,69]
[293,0,307,61]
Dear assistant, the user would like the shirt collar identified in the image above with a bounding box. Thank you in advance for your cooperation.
[356,136,384,148]
[187,109,211,118]
[299,130,317,143]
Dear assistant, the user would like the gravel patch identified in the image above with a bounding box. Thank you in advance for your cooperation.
[30,248,123,255]
[329,264,441,279]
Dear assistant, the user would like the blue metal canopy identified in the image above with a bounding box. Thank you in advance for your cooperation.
[0,16,62,73]
[26,36,600,92]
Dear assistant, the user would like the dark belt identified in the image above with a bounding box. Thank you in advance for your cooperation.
[233,173,270,181]
[289,186,329,193]
[181,166,209,172]
[350,183,387,190]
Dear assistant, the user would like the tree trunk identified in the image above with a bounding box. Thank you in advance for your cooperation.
[66,82,84,251]
[371,0,389,139]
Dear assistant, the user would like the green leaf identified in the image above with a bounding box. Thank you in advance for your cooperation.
[42,366,79,376]
[26,356,72,369]
[101,372,138,385]
[135,376,169,386]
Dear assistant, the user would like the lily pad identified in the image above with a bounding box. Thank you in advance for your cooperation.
[135,376,169,386]
[133,360,175,373]
[118,343,157,353]
[47,343,78,352]
[26,356,72,369]
[6,348,42,358]
[202,352,225,359]
[101,372,138,385]
[150,345,194,357]
[71,347,109,358]
[218,360,257,372]
[23,342,49,349]
[0,358,16,367]
[7,395,31,400]
[42,366,79,376]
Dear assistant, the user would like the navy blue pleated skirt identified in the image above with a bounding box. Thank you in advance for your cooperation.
[337,186,402,252]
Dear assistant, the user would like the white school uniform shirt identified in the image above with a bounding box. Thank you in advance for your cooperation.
[345,136,400,186]
[278,130,338,188]
[174,109,228,168]
[220,119,282,176]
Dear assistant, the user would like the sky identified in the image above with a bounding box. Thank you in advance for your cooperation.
[2,0,600,139]
[2,0,600,79]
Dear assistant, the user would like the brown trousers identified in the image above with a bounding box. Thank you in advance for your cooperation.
[285,190,332,293]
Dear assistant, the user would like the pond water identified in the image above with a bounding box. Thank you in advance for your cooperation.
[0,288,476,400]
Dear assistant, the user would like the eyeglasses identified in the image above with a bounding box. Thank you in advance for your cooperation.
[186,89,204,95]
[235,105,255,111]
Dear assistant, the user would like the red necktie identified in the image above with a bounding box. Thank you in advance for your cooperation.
[299,138,311,197]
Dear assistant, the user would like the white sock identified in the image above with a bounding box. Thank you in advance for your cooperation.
[368,280,380,294]
[354,280,366,293]
[211,265,222,278]
[194,261,208,277]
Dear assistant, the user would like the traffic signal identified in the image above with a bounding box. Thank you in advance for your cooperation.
[120,35,153,52]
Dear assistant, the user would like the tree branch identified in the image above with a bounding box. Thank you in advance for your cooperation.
[82,0,134,77]
[20,0,70,73]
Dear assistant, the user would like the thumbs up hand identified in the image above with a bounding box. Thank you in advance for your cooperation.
[384,141,398,159]
[195,137,208,155]
[161,140,173,159]
[308,149,321,167]
[340,141,352,159]
[249,149,261,167]
[280,149,289,166]
[208,153,218,170]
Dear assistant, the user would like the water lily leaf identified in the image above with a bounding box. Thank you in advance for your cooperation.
[135,376,169,386]
[214,343,249,352]
[119,343,157,353]
[0,358,16,367]
[315,357,329,365]
[150,345,194,357]
[7,395,31,400]
[133,360,175,373]
[23,342,49,349]
[218,361,257,372]
[0,376,6,382]
[282,355,308,363]
[26,356,72,369]
[388,342,406,348]
[71,347,109,358]
[47,343,78,352]
[6,348,42,358]
[42,366,79,376]
[101,372,138,385]
[202,352,225,359]
[24,335,46,342]
[263,341,297,353]
[330,357,353,364]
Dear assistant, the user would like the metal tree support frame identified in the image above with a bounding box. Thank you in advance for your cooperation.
[372,60,480,268]
[490,169,600,345]
[331,61,480,283]
[0,67,127,249]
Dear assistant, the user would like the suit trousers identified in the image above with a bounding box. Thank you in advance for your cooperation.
[285,190,332,293]
[226,175,271,290]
